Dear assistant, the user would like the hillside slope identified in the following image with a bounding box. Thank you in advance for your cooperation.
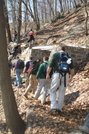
[36,3,89,47]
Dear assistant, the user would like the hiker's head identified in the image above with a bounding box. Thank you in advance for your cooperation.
[43,57,49,62]
[57,46,65,52]
[37,59,43,64]
[30,29,32,31]
[29,56,33,60]
[33,61,37,65]
[16,56,19,59]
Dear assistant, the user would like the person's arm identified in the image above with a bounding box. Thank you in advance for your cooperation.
[13,61,17,73]
[46,54,56,80]
[23,67,26,74]
[68,69,75,83]
[36,64,42,79]
[46,66,52,80]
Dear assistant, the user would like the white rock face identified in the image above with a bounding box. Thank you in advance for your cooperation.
[20,47,32,63]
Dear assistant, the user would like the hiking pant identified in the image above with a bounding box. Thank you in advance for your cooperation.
[14,69,22,87]
[50,72,69,111]
[14,35,17,42]
[29,40,34,48]
[25,74,37,94]
[25,73,30,88]
[85,114,89,128]
[34,79,51,104]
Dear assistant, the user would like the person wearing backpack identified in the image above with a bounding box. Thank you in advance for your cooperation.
[23,56,33,88]
[14,30,17,42]
[14,56,24,88]
[27,29,35,48]
[46,46,74,114]
[24,60,39,98]
[34,57,51,104]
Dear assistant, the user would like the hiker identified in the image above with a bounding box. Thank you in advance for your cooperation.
[14,56,24,88]
[27,29,35,48]
[36,59,43,69]
[34,57,51,104]
[79,114,89,133]
[23,56,33,88]
[24,60,39,98]
[23,30,30,38]
[37,59,43,64]
[14,30,17,42]
[46,46,74,114]
[11,45,21,58]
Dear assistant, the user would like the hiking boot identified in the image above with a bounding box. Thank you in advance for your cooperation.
[57,109,62,114]
[48,109,58,114]
[42,102,49,105]
[79,125,89,133]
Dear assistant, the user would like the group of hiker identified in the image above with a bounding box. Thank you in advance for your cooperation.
[11,46,74,111]
[13,29,35,49]
[9,43,89,133]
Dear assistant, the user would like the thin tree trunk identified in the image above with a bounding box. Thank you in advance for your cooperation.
[74,0,77,8]
[24,0,28,33]
[55,0,57,15]
[4,0,12,43]
[58,0,64,13]
[33,0,40,30]
[85,0,88,35]
[17,0,22,44]
[0,0,26,134]
[47,0,54,16]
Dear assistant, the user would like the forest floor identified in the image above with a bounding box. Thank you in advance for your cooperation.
[0,60,89,133]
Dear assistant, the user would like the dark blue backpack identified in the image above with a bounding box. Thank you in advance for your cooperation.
[17,59,24,69]
[58,53,71,87]
[58,53,70,73]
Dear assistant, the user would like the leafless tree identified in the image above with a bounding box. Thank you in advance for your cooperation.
[33,0,40,30]
[47,0,54,17]
[0,0,26,134]
[58,0,64,13]
[84,0,88,35]
[17,0,22,43]
[4,0,12,43]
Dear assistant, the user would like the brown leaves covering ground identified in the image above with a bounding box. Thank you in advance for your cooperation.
[0,60,89,134]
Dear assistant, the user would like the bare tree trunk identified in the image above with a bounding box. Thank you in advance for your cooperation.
[55,0,57,15]
[80,0,84,3]
[44,0,47,21]
[85,0,88,35]
[17,0,22,44]
[0,0,26,134]
[47,0,54,16]
[74,0,77,8]
[24,0,28,33]
[4,0,12,43]
[9,0,17,30]
[33,0,40,30]
[58,0,64,13]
